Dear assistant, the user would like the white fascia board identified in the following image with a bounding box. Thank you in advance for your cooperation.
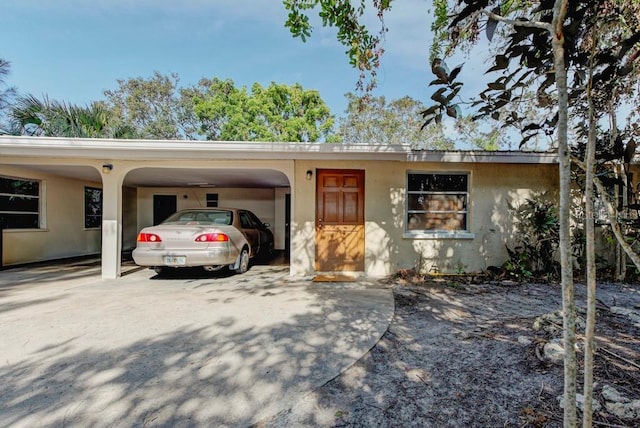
[0,136,410,161]
[0,136,558,164]
[407,150,558,164]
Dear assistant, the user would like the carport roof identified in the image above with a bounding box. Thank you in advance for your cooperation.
[0,136,558,163]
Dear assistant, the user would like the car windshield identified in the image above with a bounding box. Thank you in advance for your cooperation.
[162,210,232,225]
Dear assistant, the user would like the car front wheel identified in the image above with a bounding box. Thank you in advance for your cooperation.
[235,248,250,274]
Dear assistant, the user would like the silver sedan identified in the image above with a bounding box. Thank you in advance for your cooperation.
[132,208,274,275]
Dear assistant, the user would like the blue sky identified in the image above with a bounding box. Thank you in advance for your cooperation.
[0,0,490,120]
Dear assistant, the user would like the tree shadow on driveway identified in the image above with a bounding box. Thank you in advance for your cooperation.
[0,269,393,427]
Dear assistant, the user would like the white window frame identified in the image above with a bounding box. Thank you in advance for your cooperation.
[404,171,474,239]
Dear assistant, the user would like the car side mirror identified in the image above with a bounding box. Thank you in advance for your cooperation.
[263,223,270,228]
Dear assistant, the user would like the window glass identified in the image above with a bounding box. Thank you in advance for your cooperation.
[84,187,102,228]
[407,172,469,232]
[0,176,40,229]
[247,211,266,229]
[206,193,219,208]
[408,174,467,192]
[239,211,254,228]
[164,209,233,225]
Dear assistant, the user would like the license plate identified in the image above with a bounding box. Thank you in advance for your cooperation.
[164,256,186,266]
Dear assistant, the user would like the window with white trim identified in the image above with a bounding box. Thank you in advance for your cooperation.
[406,172,469,232]
[0,176,41,229]
[84,187,102,229]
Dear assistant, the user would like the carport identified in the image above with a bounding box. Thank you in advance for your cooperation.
[120,165,292,278]
[0,138,298,278]
[1,136,416,279]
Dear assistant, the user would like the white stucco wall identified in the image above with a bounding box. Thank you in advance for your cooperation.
[122,186,138,251]
[0,148,558,277]
[292,160,559,277]
[0,165,102,266]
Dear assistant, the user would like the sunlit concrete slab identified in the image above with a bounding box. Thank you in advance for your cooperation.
[0,264,393,427]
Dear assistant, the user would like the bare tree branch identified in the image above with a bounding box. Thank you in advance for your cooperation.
[572,156,640,271]
[482,10,551,32]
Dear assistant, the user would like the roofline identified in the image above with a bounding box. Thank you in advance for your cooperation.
[0,136,410,161]
[0,136,558,164]
[408,150,558,164]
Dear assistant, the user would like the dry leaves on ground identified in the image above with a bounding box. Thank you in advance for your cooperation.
[263,277,640,428]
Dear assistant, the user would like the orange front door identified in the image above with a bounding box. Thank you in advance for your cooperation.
[315,169,365,271]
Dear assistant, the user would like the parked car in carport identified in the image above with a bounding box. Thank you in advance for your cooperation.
[132,208,274,275]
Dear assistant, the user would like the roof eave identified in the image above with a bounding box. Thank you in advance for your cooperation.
[0,136,410,161]
[408,150,558,164]
[0,136,559,164]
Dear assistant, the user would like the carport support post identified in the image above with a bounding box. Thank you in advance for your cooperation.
[101,170,123,279]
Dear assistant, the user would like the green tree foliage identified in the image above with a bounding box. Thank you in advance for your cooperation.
[336,93,454,148]
[103,72,185,140]
[284,0,391,92]
[453,116,502,151]
[7,69,335,142]
[0,58,16,134]
[426,1,640,151]
[284,0,508,150]
[10,94,135,138]
[503,197,560,281]
[188,77,334,142]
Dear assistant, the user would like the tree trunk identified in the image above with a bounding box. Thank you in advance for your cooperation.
[616,164,628,281]
[552,1,577,426]
[582,40,598,427]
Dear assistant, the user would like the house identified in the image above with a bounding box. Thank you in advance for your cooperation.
[0,136,559,279]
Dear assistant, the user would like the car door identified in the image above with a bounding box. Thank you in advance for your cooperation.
[238,210,260,256]
[247,210,272,248]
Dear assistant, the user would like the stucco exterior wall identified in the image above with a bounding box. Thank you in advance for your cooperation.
[122,186,138,251]
[291,160,559,277]
[468,162,558,272]
[1,137,563,279]
[0,165,102,267]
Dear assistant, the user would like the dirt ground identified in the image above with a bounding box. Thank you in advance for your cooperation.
[260,276,640,428]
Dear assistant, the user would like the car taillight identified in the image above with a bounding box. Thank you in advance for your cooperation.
[195,233,229,242]
[137,233,162,242]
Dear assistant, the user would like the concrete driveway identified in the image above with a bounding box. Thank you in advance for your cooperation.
[0,262,394,427]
